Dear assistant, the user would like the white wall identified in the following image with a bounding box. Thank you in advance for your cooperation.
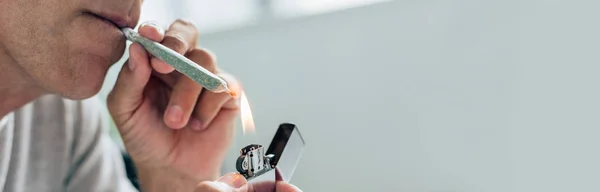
[102,0,600,191]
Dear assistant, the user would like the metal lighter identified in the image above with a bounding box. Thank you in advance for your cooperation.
[236,123,305,182]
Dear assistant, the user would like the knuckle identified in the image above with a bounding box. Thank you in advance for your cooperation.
[106,93,117,110]
[226,97,242,111]
[163,35,187,52]
[188,48,217,71]
[178,82,202,93]
[173,18,199,39]
[201,48,218,63]
[105,92,128,123]
[218,72,239,85]
[174,18,195,26]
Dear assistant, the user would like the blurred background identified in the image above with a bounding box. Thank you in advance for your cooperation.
[99,0,600,191]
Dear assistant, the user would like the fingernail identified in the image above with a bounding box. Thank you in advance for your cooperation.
[203,48,218,63]
[140,21,159,28]
[189,118,204,131]
[128,60,136,71]
[166,105,183,123]
[127,47,136,71]
[218,173,246,188]
[230,174,246,188]
[141,21,165,36]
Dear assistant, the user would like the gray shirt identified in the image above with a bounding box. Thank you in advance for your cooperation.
[0,94,136,192]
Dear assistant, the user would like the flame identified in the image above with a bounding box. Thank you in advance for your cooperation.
[240,91,255,134]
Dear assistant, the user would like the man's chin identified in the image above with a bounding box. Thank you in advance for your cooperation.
[58,81,105,100]
[56,54,115,100]
[50,70,108,100]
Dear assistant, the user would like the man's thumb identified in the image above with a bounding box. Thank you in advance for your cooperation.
[194,173,248,192]
[217,173,248,188]
[107,43,152,122]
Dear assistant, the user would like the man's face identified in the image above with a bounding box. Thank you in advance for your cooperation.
[0,0,142,99]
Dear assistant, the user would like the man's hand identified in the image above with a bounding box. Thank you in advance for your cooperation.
[195,173,302,192]
[107,20,242,191]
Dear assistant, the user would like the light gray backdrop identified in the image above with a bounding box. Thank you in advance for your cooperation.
[101,0,600,191]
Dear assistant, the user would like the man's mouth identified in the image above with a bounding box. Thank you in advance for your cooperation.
[83,11,130,29]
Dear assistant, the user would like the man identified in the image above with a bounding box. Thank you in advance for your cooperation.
[0,0,301,191]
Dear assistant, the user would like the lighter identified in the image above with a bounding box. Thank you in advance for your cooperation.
[236,123,305,183]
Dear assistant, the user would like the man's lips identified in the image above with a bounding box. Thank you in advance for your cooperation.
[83,11,134,29]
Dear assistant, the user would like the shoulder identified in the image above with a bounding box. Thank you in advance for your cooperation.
[8,94,116,190]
